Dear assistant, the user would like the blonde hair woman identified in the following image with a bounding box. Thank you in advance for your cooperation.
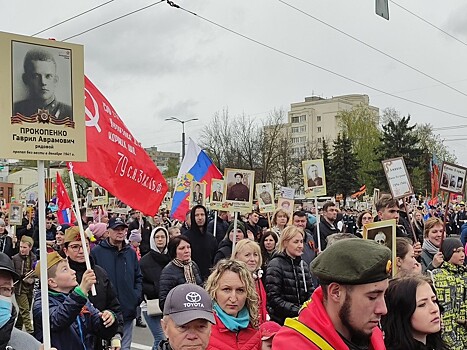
[205,259,261,350]
[232,240,268,324]
[265,226,313,325]
[271,209,289,235]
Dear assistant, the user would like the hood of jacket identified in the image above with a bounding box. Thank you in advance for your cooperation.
[189,205,208,235]
[150,226,169,253]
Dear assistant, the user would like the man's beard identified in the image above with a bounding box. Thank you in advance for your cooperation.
[338,292,371,345]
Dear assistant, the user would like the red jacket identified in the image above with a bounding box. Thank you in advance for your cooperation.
[255,277,268,324]
[272,287,386,350]
[207,314,261,350]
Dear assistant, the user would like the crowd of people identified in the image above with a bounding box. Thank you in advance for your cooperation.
[0,192,465,349]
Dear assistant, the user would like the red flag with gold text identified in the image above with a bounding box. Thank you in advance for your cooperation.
[71,77,168,215]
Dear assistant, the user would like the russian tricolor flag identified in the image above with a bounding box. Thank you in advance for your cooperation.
[171,139,223,221]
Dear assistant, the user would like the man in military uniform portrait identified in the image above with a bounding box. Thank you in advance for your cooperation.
[12,46,73,122]
[211,182,223,202]
[307,163,323,188]
[259,184,273,205]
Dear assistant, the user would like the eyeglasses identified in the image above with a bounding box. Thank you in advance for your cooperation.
[68,243,89,252]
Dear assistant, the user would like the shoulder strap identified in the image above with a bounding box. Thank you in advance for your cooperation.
[284,318,335,350]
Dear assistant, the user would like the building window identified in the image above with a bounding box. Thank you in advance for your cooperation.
[291,127,299,133]
[317,126,322,133]
[300,125,306,133]
[299,115,307,122]
[317,137,322,143]
[317,115,321,122]
[291,116,299,123]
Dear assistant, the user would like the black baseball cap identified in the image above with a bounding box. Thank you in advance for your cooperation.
[163,284,215,326]
[107,217,128,229]
[0,252,19,282]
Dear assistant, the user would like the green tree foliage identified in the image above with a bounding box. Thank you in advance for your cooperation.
[337,105,381,189]
[372,115,423,191]
[327,134,360,206]
[163,158,180,179]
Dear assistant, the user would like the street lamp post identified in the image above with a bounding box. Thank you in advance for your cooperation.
[165,117,199,160]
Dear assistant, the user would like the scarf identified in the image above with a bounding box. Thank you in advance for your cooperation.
[172,258,197,284]
[213,303,250,332]
[422,239,439,256]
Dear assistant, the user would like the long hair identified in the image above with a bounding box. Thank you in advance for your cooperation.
[271,209,290,226]
[259,231,278,264]
[278,226,303,252]
[382,275,447,350]
[205,259,259,328]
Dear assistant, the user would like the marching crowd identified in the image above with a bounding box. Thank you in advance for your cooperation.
[0,193,466,349]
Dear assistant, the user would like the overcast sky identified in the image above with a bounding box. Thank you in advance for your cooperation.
[3,0,467,165]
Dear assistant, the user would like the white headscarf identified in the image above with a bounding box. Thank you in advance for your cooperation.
[150,226,169,254]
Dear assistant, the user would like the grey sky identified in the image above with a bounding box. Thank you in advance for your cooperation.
[3,0,467,164]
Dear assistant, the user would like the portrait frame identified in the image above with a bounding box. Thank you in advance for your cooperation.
[224,168,255,213]
[256,182,275,213]
[8,203,23,225]
[302,159,327,198]
[91,182,108,206]
[363,219,397,277]
[439,161,467,195]
[189,180,206,209]
[381,157,414,199]
[280,186,295,200]
[210,179,225,211]
[0,31,85,161]
[277,197,294,220]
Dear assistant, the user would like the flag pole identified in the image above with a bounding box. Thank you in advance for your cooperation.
[213,211,218,238]
[68,163,97,296]
[232,212,238,251]
[315,197,322,252]
[38,160,51,349]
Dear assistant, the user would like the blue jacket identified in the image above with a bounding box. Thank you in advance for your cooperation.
[33,288,117,350]
[91,239,143,321]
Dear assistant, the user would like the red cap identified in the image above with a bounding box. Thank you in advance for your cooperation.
[260,321,281,340]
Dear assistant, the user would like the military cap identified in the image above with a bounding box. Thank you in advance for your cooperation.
[311,238,392,285]
[63,226,84,244]
[20,235,34,247]
[34,251,65,278]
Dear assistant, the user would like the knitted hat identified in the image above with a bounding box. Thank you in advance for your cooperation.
[226,221,247,239]
[441,237,463,262]
[129,229,142,243]
[89,223,108,240]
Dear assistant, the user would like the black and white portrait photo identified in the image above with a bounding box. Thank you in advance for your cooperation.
[11,41,73,125]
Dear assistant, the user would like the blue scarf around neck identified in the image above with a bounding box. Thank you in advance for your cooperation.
[213,303,250,332]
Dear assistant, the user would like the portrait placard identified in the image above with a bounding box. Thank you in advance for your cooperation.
[382,157,414,199]
[91,182,108,206]
[0,31,85,161]
[373,188,380,206]
[277,198,294,218]
[224,168,255,213]
[256,183,275,213]
[363,219,396,277]
[302,159,327,198]
[9,203,23,225]
[439,162,467,195]
[280,186,295,200]
[209,179,225,211]
[189,181,206,209]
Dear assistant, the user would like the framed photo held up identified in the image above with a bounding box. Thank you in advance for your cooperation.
[363,219,397,277]
[439,162,467,195]
[9,203,23,225]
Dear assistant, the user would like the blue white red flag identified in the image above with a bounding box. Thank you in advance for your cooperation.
[171,139,222,221]
[56,172,75,225]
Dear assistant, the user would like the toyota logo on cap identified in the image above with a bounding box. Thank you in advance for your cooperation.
[186,292,201,303]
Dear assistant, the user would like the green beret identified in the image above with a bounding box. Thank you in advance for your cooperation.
[311,238,392,285]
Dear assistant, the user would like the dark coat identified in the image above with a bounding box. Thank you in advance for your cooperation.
[207,218,230,245]
[90,239,143,321]
[12,251,37,295]
[312,218,339,251]
[158,261,203,311]
[265,251,313,325]
[33,289,117,350]
[183,205,217,281]
[214,239,234,265]
[0,235,16,258]
[140,250,170,300]
[0,307,16,350]
[128,217,153,257]
[67,256,124,343]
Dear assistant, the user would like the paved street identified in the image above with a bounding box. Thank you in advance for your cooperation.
[131,324,155,350]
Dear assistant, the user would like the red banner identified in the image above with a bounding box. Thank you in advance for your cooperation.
[71,77,168,216]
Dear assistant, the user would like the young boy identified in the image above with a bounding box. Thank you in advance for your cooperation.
[12,235,37,334]
[32,251,118,349]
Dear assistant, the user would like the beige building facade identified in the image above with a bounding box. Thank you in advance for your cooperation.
[145,146,180,173]
[288,94,379,156]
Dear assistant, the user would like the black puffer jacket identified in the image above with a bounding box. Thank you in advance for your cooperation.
[265,251,313,325]
[140,249,170,300]
[158,261,203,310]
